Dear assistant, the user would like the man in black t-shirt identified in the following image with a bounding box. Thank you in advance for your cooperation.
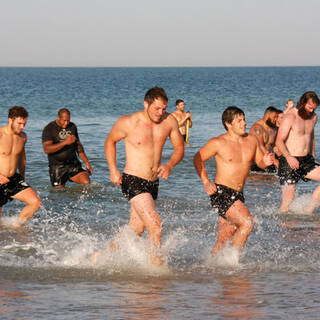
[42,108,93,187]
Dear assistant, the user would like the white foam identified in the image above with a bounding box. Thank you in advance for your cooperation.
[0,216,25,229]
[205,244,241,269]
[290,193,313,215]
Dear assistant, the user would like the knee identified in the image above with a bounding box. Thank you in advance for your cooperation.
[31,196,42,210]
[240,216,254,233]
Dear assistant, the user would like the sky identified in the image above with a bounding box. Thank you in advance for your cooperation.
[0,0,319,67]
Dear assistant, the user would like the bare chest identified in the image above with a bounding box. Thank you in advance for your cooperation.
[219,141,255,164]
[127,123,170,148]
[292,118,315,136]
[0,135,25,156]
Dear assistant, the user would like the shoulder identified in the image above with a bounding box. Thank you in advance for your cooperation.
[43,121,56,131]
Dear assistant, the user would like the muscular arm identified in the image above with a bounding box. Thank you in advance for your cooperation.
[42,135,76,154]
[253,137,274,169]
[18,148,26,178]
[249,124,268,153]
[105,117,127,185]
[157,119,184,179]
[76,141,93,174]
[193,138,218,195]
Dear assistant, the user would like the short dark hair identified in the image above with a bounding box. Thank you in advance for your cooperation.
[144,87,168,105]
[58,108,71,117]
[8,106,28,119]
[265,106,278,114]
[175,99,184,106]
[275,108,283,114]
[296,91,320,110]
[222,106,245,130]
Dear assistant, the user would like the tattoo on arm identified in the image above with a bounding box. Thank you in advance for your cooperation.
[254,128,262,136]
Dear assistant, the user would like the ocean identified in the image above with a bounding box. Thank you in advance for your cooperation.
[1,67,320,319]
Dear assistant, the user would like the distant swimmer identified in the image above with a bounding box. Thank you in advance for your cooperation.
[42,108,93,187]
[172,99,192,143]
[194,106,274,255]
[249,106,279,173]
[283,99,295,114]
[0,106,41,228]
[276,91,320,213]
[105,87,184,265]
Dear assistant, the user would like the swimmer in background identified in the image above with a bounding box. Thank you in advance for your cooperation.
[276,91,320,213]
[283,99,295,114]
[0,106,41,228]
[194,106,274,255]
[172,99,192,142]
[104,87,184,265]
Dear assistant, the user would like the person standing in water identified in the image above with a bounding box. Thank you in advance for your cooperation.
[42,108,93,187]
[194,106,274,255]
[105,87,184,265]
[172,99,192,142]
[276,91,320,213]
[0,106,41,228]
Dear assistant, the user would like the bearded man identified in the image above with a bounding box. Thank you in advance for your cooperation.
[276,91,320,213]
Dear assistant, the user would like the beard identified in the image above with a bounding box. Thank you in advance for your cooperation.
[298,106,314,120]
[266,118,277,129]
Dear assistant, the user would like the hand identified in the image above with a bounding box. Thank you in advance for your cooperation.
[64,135,76,145]
[204,181,217,196]
[110,169,122,185]
[186,112,192,120]
[157,164,172,179]
[0,174,10,184]
[263,152,274,167]
[286,155,299,170]
[86,164,93,175]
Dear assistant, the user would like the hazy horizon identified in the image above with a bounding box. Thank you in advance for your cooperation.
[1,0,319,67]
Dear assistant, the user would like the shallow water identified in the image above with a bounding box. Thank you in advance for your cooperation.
[1,67,320,319]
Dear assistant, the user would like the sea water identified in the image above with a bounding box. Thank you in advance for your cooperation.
[0,67,320,319]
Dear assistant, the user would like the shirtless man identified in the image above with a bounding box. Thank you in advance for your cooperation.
[283,99,295,114]
[276,91,320,213]
[105,87,184,265]
[42,108,93,187]
[194,106,273,255]
[172,99,192,142]
[249,106,279,173]
[0,106,41,227]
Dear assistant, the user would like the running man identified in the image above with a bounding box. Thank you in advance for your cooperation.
[42,108,93,187]
[194,106,274,255]
[276,91,320,213]
[0,106,41,228]
[105,87,184,265]
[172,99,192,142]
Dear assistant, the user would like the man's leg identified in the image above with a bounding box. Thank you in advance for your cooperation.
[70,171,90,185]
[224,200,254,251]
[280,184,296,213]
[305,166,320,213]
[11,187,41,227]
[212,216,237,255]
[130,193,162,265]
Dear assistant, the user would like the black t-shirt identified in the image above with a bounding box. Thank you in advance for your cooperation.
[42,121,80,166]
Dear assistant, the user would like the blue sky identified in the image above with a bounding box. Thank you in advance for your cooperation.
[1,0,319,66]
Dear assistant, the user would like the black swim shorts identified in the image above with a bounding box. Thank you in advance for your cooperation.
[49,159,85,187]
[278,154,320,185]
[0,173,30,207]
[210,183,245,219]
[121,173,159,201]
[250,162,277,174]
